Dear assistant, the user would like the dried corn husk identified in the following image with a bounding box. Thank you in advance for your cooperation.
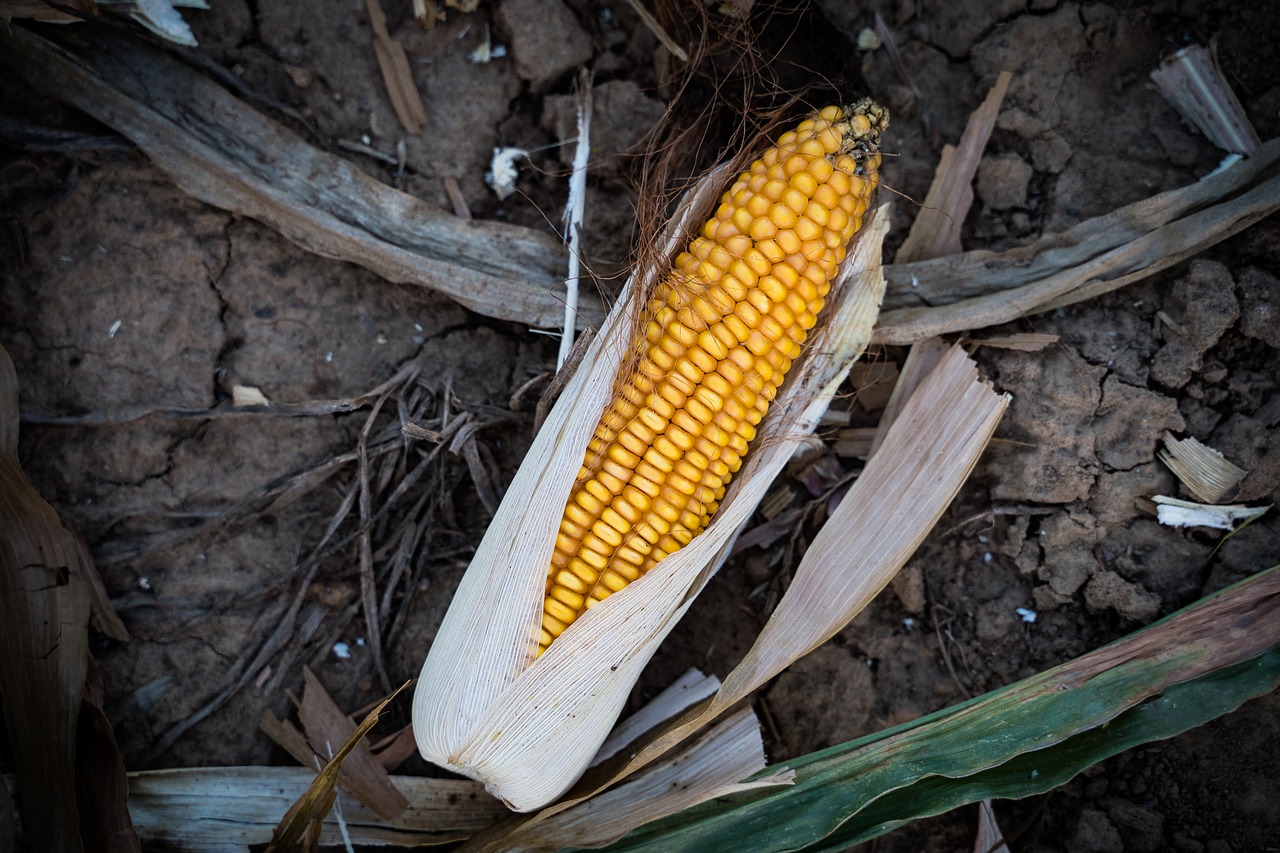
[0,344,96,850]
[1150,43,1260,156]
[895,71,1010,262]
[1153,496,1269,531]
[103,767,506,849]
[458,341,1008,853]
[412,203,892,812]
[504,707,792,851]
[1157,431,1247,503]
[0,0,207,45]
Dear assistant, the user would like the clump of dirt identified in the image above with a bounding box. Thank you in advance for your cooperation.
[2,0,1279,850]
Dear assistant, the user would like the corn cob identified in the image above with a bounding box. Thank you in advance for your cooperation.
[539,100,887,654]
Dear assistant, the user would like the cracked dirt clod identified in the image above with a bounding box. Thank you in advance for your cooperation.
[1071,806,1126,853]
[1236,266,1280,348]
[1095,374,1185,471]
[0,163,228,415]
[1036,512,1096,601]
[495,0,592,89]
[1151,260,1241,389]
[1084,569,1161,623]
[987,347,1102,504]
[976,153,1034,210]
[1210,413,1280,502]
[766,644,874,752]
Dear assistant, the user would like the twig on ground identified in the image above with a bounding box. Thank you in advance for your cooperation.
[0,28,589,328]
[559,70,593,370]
[876,141,1280,342]
[895,72,1010,262]
[874,13,919,98]
[622,0,688,62]
[357,388,396,694]
[364,0,428,134]
[141,594,317,765]
[536,328,595,432]
[22,361,420,426]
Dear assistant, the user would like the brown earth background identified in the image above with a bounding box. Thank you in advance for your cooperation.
[3,1,1280,850]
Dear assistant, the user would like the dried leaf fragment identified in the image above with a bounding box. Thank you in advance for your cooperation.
[1158,430,1247,503]
[499,708,789,851]
[965,332,1059,351]
[896,71,1011,263]
[1152,495,1269,531]
[1150,43,1260,155]
[261,667,409,820]
[0,343,95,852]
[129,0,208,47]
[365,0,428,135]
[127,767,502,848]
[232,383,271,407]
[266,681,411,852]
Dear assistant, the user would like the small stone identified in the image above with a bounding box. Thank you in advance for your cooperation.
[496,0,592,89]
[884,84,917,121]
[890,562,927,614]
[976,153,1034,210]
[1236,267,1280,347]
[997,107,1049,138]
[1171,831,1206,853]
[1016,538,1041,576]
[1084,570,1161,622]
[1033,583,1071,611]
[1103,797,1166,853]
[1031,131,1074,172]
[1071,807,1125,853]
[1151,123,1201,167]
[1037,512,1096,595]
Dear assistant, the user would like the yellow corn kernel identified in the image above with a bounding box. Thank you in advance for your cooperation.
[538,99,887,655]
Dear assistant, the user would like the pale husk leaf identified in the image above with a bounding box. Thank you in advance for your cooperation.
[592,669,720,767]
[895,71,1011,263]
[505,708,789,852]
[1149,44,1260,155]
[974,799,1012,853]
[1153,496,1269,531]
[412,207,890,812]
[0,344,95,851]
[708,344,1009,711]
[1157,431,1247,504]
[91,767,505,850]
[460,338,1010,853]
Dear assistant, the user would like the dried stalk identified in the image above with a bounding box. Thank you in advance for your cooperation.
[0,27,593,329]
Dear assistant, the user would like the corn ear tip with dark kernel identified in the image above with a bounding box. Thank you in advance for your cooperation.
[538,101,887,655]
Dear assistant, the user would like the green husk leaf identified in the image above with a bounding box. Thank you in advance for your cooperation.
[590,564,1280,853]
[802,651,1280,853]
